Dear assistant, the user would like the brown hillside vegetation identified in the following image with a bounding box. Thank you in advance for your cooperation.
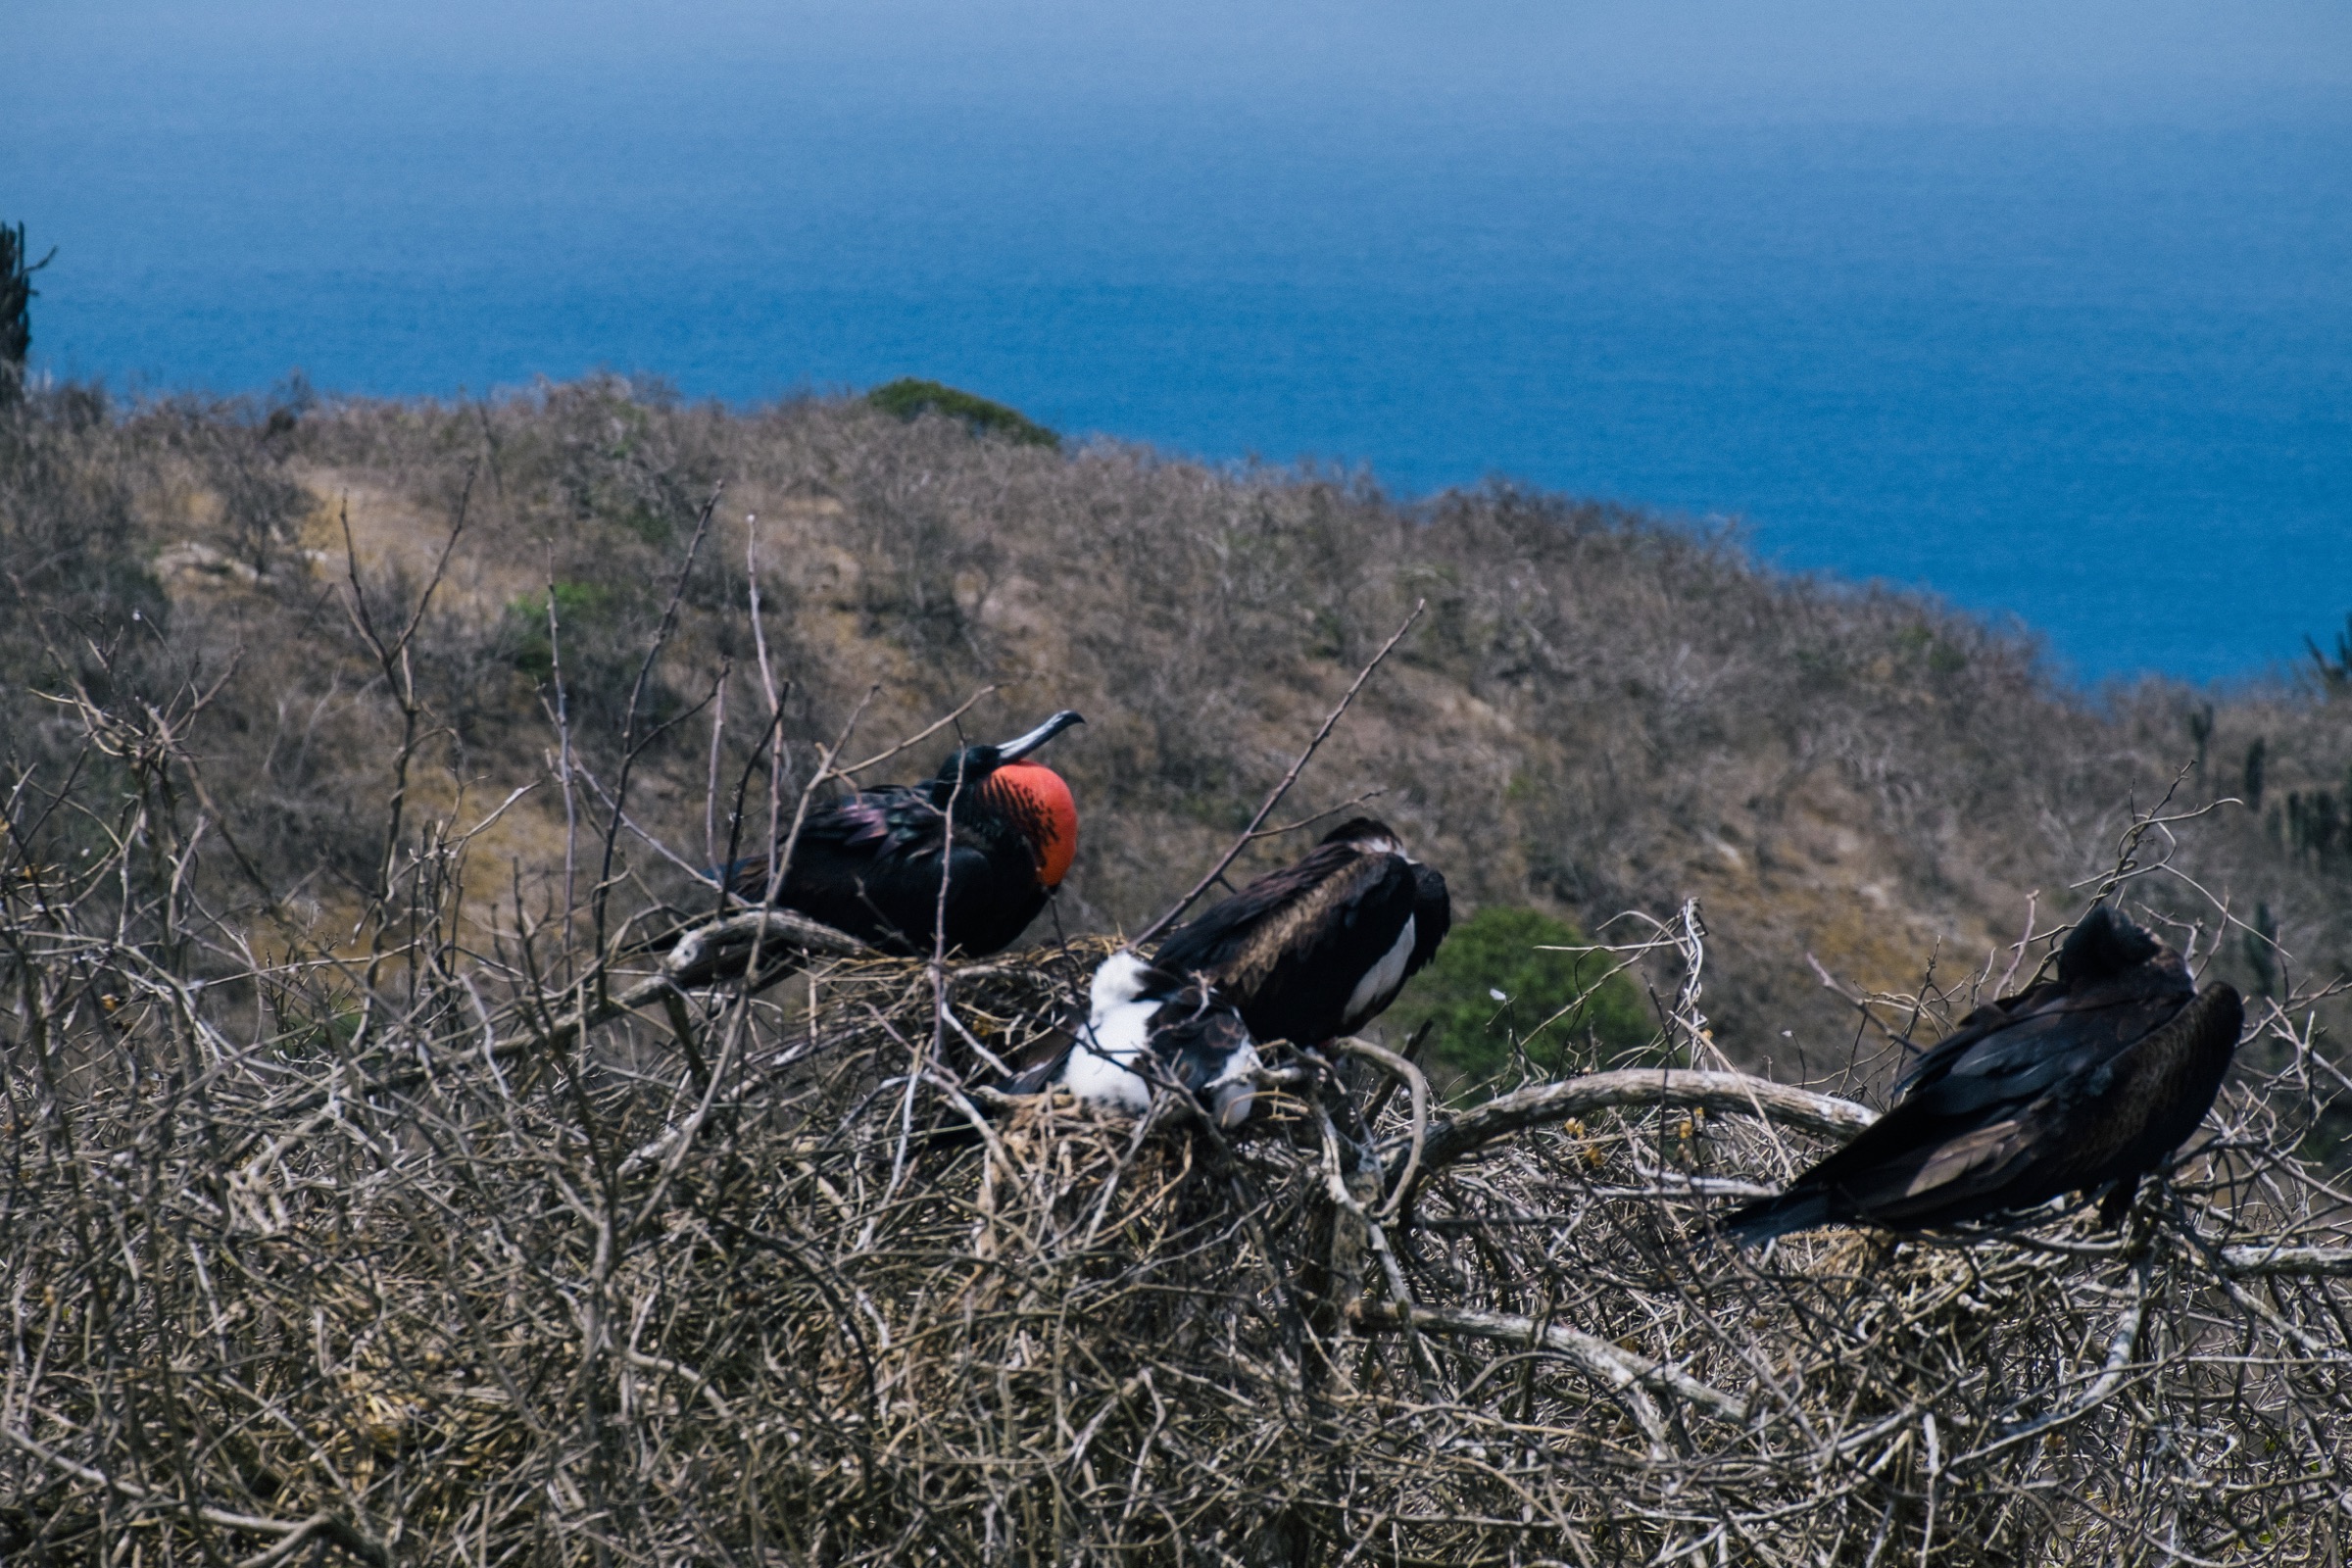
[5,379,2352,1563]
[7,375,2350,1067]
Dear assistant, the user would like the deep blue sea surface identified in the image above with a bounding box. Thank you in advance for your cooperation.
[8,3,2349,682]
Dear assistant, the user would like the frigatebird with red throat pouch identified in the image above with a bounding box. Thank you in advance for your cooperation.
[719,709,1083,958]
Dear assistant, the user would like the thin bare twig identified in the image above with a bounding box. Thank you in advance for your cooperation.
[1135,600,1425,945]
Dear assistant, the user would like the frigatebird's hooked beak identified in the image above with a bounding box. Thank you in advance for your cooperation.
[995,710,1085,761]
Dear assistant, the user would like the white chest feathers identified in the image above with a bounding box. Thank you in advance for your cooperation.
[1054,951,1260,1126]
[1342,914,1417,1031]
[1059,977,1161,1114]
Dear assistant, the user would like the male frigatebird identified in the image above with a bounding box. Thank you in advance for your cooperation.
[1724,905,2243,1244]
[999,951,1262,1127]
[1151,817,1450,1048]
[724,710,1083,956]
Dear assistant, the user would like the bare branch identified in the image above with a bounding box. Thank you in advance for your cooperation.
[1393,1066,1878,1196]
[1134,600,1425,946]
[1351,1300,1749,1423]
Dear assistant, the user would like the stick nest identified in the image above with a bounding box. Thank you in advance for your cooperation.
[6,910,2351,1567]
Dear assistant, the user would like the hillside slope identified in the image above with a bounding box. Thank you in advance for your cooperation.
[5,376,2347,1084]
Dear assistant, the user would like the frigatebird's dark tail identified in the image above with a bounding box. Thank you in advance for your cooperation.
[996,1044,1075,1100]
[1721,1189,1838,1248]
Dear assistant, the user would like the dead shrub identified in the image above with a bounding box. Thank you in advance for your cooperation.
[3,613,2349,1564]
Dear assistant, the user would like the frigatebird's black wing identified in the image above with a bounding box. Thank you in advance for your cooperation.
[1153,842,1420,1046]
[1406,863,1452,977]
[1896,984,2196,1120]
[1891,907,2190,1104]
[1762,981,2238,1236]
[719,787,929,896]
[996,1021,1082,1099]
[1726,909,2236,1244]
[1152,838,1365,977]
[1732,1020,2140,1239]
[743,787,961,953]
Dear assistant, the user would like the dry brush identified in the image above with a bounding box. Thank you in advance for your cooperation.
[5,619,2352,1566]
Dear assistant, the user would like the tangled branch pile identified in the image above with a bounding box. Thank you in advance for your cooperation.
[8,375,2352,1561]
[6,667,2352,1566]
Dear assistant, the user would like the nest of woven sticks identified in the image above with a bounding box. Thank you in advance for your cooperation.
[7,886,2352,1568]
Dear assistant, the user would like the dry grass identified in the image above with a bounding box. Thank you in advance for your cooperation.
[8,377,2352,1561]
[6,480,2352,1561]
[11,377,2352,1063]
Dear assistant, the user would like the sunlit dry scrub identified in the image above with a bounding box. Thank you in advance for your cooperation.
[4,649,2350,1563]
[5,379,2352,1562]
[7,376,2352,1063]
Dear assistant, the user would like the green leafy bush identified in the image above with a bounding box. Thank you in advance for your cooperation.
[1385,906,1655,1091]
[867,377,1059,448]
[507,580,618,683]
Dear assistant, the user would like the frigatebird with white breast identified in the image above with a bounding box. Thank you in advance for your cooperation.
[999,951,1263,1128]
[720,710,1084,957]
[1151,817,1450,1049]
[1724,905,2242,1244]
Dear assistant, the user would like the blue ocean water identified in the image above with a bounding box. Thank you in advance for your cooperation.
[7,4,2348,682]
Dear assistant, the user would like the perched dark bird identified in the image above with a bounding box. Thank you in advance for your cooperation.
[1724,906,2243,1245]
[723,710,1083,956]
[1000,951,1262,1127]
[1151,817,1450,1048]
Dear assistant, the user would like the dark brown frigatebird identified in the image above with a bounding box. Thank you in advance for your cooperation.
[1724,905,2243,1245]
[998,951,1263,1127]
[1151,817,1450,1048]
[722,710,1083,957]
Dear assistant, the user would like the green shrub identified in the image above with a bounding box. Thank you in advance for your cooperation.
[867,378,1059,448]
[1384,906,1655,1091]
[507,580,618,683]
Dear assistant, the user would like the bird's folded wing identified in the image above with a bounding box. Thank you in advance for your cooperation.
[1904,995,2191,1117]
[1902,1118,2027,1198]
[804,788,934,851]
[1893,983,2058,1097]
[1152,843,1358,975]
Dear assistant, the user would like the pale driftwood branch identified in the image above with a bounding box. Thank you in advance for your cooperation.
[510,909,872,1049]
[549,908,869,1041]
[1391,1068,1878,1195]
[2217,1245,2352,1278]
[650,907,867,978]
[1326,1034,1430,1222]
[1353,1300,1749,1423]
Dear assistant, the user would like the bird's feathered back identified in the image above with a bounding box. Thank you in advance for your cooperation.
[1152,817,1446,1047]
[1726,905,2242,1244]
[717,711,1083,958]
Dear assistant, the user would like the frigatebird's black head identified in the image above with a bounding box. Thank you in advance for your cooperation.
[928,710,1086,798]
[1317,816,1407,855]
[928,710,1086,889]
[2057,904,2164,985]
